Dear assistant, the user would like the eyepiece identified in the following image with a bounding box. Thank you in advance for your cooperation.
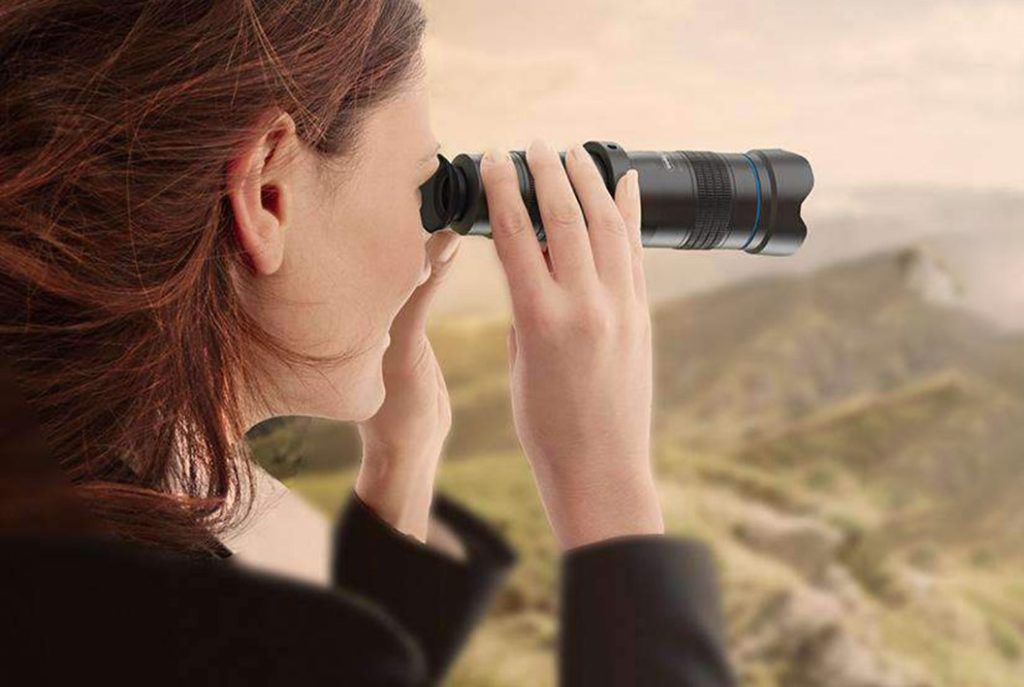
[419,141,814,256]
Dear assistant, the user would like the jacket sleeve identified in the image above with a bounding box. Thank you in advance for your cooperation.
[559,534,737,687]
[331,487,519,686]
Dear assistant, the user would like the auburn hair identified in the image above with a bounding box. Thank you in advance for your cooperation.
[0,0,427,553]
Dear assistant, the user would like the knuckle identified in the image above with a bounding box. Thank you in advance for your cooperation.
[574,301,614,337]
[521,306,559,342]
[514,290,552,326]
[490,206,534,238]
[547,200,585,227]
[596,212,627,237]
[520,295,637,344]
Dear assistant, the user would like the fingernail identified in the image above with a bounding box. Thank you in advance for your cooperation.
[437,236,460,263]
[573,143,596,171]
[629,170,640,196]
[529,138,554,158]
[483,147,507,166]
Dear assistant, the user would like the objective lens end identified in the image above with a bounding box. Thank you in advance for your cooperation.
[744,149,814,256]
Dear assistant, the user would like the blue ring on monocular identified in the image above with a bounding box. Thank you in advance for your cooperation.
[739,153,762,250]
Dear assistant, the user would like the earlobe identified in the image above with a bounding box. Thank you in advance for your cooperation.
[226,112,295,276]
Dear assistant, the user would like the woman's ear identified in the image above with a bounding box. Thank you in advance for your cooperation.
[226,111,298,276]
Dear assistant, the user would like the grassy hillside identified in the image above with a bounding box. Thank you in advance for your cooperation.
[250,247,1024,686]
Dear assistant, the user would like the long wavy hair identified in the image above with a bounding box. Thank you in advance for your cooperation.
[0,0,428,553]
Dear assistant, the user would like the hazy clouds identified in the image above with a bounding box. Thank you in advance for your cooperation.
[423,0,1021,189]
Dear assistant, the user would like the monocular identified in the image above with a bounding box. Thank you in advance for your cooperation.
[419,141,814,256]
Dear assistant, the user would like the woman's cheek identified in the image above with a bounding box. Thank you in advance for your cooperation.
[377,200,429,307]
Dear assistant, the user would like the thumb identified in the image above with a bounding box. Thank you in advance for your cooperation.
[419,230,462,295]
[392,230,462,332]
[426,228,462,271]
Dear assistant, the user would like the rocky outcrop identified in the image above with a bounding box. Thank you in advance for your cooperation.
[731,501,845,581]
[735,587,931,687]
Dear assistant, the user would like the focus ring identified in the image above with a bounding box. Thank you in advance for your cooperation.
[681,151,732,249]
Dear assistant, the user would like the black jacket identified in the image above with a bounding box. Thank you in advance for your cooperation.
[1,487,736,686]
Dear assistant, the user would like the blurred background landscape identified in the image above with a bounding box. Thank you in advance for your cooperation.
[247,1,1024,684]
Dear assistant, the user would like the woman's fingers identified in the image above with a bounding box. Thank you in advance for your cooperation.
[480,149,553,320]
[525,138,597,289]
[481,140,646,310]
[564,142,633,298]
[613,169,647,304]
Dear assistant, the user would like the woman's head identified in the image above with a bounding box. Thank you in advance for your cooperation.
[0,0,436,551]
[228,73,440,426]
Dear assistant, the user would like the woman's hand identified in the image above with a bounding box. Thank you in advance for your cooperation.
[479,139,665,552]
[354,229,462,543]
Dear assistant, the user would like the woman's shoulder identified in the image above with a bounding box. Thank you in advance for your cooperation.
[1,532,429,686]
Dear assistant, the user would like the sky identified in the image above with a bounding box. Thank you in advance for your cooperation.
[419,0,1024,328]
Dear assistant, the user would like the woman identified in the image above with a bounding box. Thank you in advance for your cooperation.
[0,1,735,685]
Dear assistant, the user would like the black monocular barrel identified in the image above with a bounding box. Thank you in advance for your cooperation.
[419,141,814,256]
